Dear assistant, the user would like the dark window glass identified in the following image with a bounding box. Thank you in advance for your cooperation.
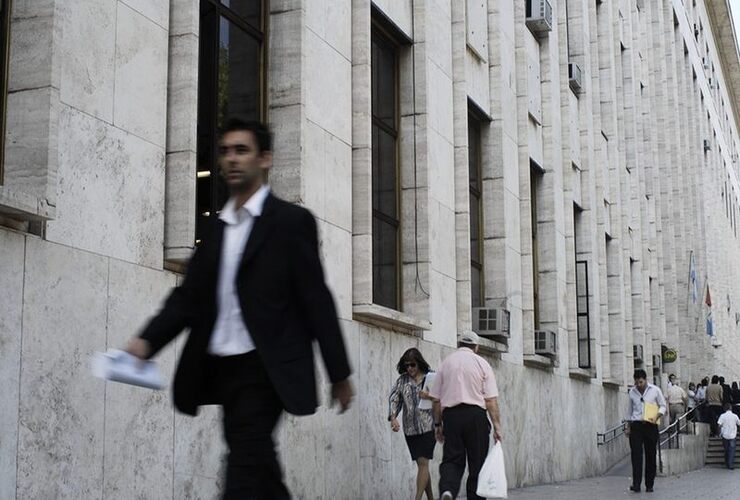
[197,0,264,243]
[371,25,400,310]
[468,114,483,308]
[530,164,541,330]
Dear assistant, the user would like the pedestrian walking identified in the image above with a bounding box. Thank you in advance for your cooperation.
[731,382,740,418]
[429,331,502,500]
[717,403,740,470]
[388,348,436,500]
[125,117,353,499]
[720,376,733,406]
[666,379,687,426]
[696,378,709,422]
[687,383,697,422]
[625,369,667,493]
[707,375,724,436]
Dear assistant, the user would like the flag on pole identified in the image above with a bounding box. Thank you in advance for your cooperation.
[689,252,698,304]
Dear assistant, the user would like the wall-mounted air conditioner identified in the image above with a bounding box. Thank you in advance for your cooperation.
[526,0,553,37]
[568,62,583,94]
[472,307,511,339]
[633,344,644,362]
[534,330,557,357]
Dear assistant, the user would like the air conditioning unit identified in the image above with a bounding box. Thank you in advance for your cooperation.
[472,307,511,339]
[633,344,644,362]
[704,139,711,152]
[568,62,583,94]
[652,354,661,369]
[526,0,553,37]
[534,329,557,357]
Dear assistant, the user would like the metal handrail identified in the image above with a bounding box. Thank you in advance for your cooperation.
[657,401,706,473]
[597,420,626,445]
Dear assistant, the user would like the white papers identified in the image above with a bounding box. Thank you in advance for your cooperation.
[419,372,436,410]
[91,349,166,390]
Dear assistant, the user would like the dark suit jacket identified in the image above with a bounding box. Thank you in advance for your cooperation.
[139,193,351,416]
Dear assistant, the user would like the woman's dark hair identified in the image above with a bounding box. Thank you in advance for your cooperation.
[220,116,272,153]
[702,377,709,386]
[711,375,719,384]
[396,348,431,375]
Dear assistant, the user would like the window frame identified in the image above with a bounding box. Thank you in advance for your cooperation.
[0,0,12,185]
[530,161,542,330]
[468,112,484,308]
[195,0,268,243]
[370,18,402,311]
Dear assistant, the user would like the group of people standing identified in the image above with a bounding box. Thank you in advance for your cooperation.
[388,331,502,500]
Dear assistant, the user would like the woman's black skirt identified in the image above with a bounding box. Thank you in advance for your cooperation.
[404,431,436,461]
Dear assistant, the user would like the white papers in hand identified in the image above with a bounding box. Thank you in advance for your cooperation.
[419,372,436,410]
[91,349,166,390]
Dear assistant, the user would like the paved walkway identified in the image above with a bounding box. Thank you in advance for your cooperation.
[508,460,740,499]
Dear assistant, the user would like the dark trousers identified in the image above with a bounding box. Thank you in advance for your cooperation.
[439,404,490,500]
[629,421,658,489]
[710,405,723,436]
[213,352,290,500]
[722,438,736,469]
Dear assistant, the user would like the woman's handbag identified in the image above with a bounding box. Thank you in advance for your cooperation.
[476,440,507,498]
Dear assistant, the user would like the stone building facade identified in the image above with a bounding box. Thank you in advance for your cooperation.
[1,0,740,498]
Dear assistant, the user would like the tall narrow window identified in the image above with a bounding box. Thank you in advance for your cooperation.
[468,113,484,308]
[196,0,266,243]
[0,0,11,183]
[574,206,591,368]
[371,22,400,310]
[530,162,542,329]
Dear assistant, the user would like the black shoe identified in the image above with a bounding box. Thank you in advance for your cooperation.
[629,485,641,492]
[646,487,654,492]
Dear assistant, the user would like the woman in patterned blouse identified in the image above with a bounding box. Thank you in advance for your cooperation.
[389,348,436,500]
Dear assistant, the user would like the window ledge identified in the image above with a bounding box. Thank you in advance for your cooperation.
[523,353,557,370]
[477,336,508,356]
[603,378,624,390]
[569,367,596,381]
[352,304,431,334]
[0,186,55,220]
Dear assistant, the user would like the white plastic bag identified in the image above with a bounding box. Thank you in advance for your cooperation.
[476,440,507,499]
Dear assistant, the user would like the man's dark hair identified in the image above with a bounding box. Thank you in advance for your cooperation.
[220,116,272,153]
[711,375,719,384]
[719,376,725,385]
[669,373,676,380]
[633,369,648,380]
[724,403,732,411]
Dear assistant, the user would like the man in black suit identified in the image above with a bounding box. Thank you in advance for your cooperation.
[126,117,353,499]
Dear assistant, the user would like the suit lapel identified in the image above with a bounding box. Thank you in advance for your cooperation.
[240,192,278,268]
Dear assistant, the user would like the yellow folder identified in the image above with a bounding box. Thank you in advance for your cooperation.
[643,402,660,423]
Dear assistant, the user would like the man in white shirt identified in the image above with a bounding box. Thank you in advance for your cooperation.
[717,403,740,470]
[666,379,688,426]
[624,369,667,493]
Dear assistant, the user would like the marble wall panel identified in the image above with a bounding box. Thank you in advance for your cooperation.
[323,132,353,232]
[166,32,199,153]
[102,259,177,499]
[170,0,199,36]
[427,0,452,77]
[372,0,413,40]
[427,270,458,346]
[427,62,455,144]
[359,326,393,461]
[59,0,116,121]
[306,0,351,60]
[164,151,197,260]
[0,230,25,500]
[317,219,353,321]
[174,405,227,494]
[120,0,169,29]
[8,15,55,92]
[305,31,352,145]
[269,9,302,109]
[11,0,55,19]
[428,128,455,211]
[430,200,457,279]
[114,2,169,147]
[48,106,165,268]
[17,239,108,499]
[302,119,327,219]
[268,104,303,203]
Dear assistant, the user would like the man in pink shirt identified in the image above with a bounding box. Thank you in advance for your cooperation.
[429,331,502,500]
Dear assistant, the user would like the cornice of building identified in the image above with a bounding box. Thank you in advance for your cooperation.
[706,0,740,135]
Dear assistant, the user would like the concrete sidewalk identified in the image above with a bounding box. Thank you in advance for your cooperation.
[508,464,740,499]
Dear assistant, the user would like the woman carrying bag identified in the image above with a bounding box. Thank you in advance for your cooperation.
[388,348,436,500]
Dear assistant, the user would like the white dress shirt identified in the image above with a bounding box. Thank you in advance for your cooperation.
[208,184,271,356]
[718,410,740,440]
[626,383,667,422]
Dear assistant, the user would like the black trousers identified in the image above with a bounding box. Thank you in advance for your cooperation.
[628,421,658,489]
[439,404,490,500]
[212,352,290,500]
